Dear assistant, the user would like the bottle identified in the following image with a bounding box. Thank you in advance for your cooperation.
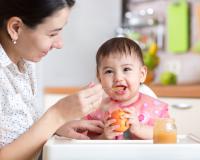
[153,118,177,144]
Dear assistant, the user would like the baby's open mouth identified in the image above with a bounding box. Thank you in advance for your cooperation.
[112,85,127,93]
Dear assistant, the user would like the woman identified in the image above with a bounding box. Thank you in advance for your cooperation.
[0,0,104,159]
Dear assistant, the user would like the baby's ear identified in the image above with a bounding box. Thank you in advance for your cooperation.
[140,65,147,83]
[96,72,101,82]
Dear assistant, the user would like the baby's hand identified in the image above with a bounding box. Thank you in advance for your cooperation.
[103,118,123,140]
[123,108,140,133]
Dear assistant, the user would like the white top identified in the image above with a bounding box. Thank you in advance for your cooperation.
[139,84,157,98]
[0,45,40,148]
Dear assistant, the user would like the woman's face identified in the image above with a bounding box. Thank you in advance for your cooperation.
[15,7,70,62]
[98,54,147,103]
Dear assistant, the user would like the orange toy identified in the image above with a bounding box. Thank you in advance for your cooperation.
[111,109,129,132]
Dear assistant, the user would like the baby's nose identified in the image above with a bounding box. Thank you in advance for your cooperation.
[114,79,123,83]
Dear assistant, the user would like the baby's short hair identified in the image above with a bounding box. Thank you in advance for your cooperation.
[96,37,144,72]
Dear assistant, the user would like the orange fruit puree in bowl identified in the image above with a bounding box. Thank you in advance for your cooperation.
[153,118,177,144]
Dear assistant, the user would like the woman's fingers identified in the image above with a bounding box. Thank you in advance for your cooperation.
[82,120,104,133]
[80,83,103,99]
[57,83,103,122]
[84,86,103,107]
[87,93,103,110]
[89,120,104,128]
[69,129,90,140]
[79,83,104,114]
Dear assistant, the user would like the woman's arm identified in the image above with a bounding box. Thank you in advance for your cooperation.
[56,120,104,140]
[0,84,103,160]
[0,106,63,160]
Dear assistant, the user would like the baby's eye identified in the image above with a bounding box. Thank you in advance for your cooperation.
[123,67,132,72]
[104,70,113,74]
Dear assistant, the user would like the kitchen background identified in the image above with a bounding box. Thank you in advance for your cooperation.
[37,0,200,136]
[39,0,200,88]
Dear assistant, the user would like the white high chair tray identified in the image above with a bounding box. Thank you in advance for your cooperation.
[43,135,200,160]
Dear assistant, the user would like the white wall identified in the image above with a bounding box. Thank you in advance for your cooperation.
[41,0,122,87]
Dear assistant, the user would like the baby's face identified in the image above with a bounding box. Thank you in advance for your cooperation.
[98,54,146,103]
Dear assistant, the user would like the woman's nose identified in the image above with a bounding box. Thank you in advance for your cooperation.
[52,36,63,49]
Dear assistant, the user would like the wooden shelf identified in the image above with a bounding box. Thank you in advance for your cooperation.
[149,84,200,98]
[44,87,81,95]
[44,84,200,98]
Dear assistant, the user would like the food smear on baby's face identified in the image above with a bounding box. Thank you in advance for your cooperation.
[112,85,127,95]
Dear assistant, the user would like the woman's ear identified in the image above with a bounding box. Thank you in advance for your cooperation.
[140,65,147,83]
[6,17,23,42]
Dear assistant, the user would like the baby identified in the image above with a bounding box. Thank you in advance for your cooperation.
[86,37,169,140]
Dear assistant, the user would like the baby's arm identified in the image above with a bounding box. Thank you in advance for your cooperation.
[129,123,153,140]
[123,108,153,140]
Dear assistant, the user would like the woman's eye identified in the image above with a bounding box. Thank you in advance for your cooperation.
[49,33,58,37]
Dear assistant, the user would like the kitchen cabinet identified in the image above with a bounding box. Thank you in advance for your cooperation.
[121,0,199,51]
[118,0,200,86]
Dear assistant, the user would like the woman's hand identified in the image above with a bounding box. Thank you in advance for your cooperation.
[56,120,104,140]
[53,83,104,123]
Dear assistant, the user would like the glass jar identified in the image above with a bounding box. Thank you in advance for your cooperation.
[153,118,177,144]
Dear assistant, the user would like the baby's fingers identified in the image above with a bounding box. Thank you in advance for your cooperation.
[123,108,136,114]
[104,118,116,128]
[109,124,120,131]
[123,108,137,118]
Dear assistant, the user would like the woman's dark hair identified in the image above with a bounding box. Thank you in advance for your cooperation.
[0,0,75,29]
[96,37,144,74]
